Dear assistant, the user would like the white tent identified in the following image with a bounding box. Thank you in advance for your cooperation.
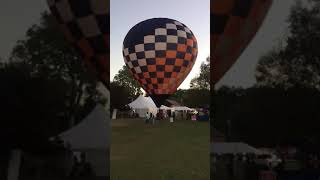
[160,105,172,110]
[59,104,109,149]
[173,106,192,111]
[146,96,156,105]
[128,95,158,117]
[210,142,262,155]
[58,104,109,177]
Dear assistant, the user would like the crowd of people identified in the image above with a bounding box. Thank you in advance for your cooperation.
[144,111,176,124]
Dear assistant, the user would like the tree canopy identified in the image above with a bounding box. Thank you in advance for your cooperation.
[0,11,106,151]
[190,57,210,90]
[110,81,132,110]
[112,65,142,98]
[256,1,320,89]
[110,65,142,109]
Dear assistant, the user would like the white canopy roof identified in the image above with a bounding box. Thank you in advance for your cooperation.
[128,95,157,110]
[58,104,110,150]
[173,106,193,111]
[210,142,262,155]
[146,96,155,105]
[160,105,172,110]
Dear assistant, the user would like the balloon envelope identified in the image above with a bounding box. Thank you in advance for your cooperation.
[47,0,110,88]
[211,0,273,85]
[123,18,198,106]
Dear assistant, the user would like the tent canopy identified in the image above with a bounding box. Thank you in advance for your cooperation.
[173,106,192,111]
[128,95,157,109]
[160,105,172,110]
[58,104,109,150]
[128,95,158,117]
[211,142,262,155]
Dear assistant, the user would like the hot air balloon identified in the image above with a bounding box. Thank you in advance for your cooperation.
[47,0,110,88]
[123,18,198,107]
[211,0,273,85]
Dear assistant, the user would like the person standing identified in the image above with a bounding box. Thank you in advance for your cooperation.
[170,111,175,123]
[149,113,154,124]
[172,111,176,121]
[156,111,162,123]
[151,113,156,125]
[145,112,150,124]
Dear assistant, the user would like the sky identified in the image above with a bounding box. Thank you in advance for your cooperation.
[0,1,48,60]
[0,0,295,89]
[110,0,210,89]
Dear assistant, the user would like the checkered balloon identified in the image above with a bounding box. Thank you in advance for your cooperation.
[123,18,198,97]
[47,0,109,88]
[211,0,273,85]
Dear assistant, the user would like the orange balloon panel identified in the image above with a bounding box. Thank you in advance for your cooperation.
[123,18,198,95]
[211,0,273,85]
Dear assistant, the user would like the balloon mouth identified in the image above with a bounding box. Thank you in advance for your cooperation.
[149,94,171,108]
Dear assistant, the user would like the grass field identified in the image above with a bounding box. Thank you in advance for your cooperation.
[111,118,210,180]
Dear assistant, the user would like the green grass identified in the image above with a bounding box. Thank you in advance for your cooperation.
[111,118,210,180]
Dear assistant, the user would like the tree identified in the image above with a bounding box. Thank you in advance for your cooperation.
[212,85,320,149]
[0,62,71,152]
[190,57,210,90]
[170,89,188,104]
[113,65,142,98]
[110,82,132,110]
[171,56,211,109]
[183,89,210,108]
[211,86,245,137]
[170,88,210,108]
[9,11,106,126]
[231,87,320,149]
[256,1,320,89]
[255,48,289,87]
